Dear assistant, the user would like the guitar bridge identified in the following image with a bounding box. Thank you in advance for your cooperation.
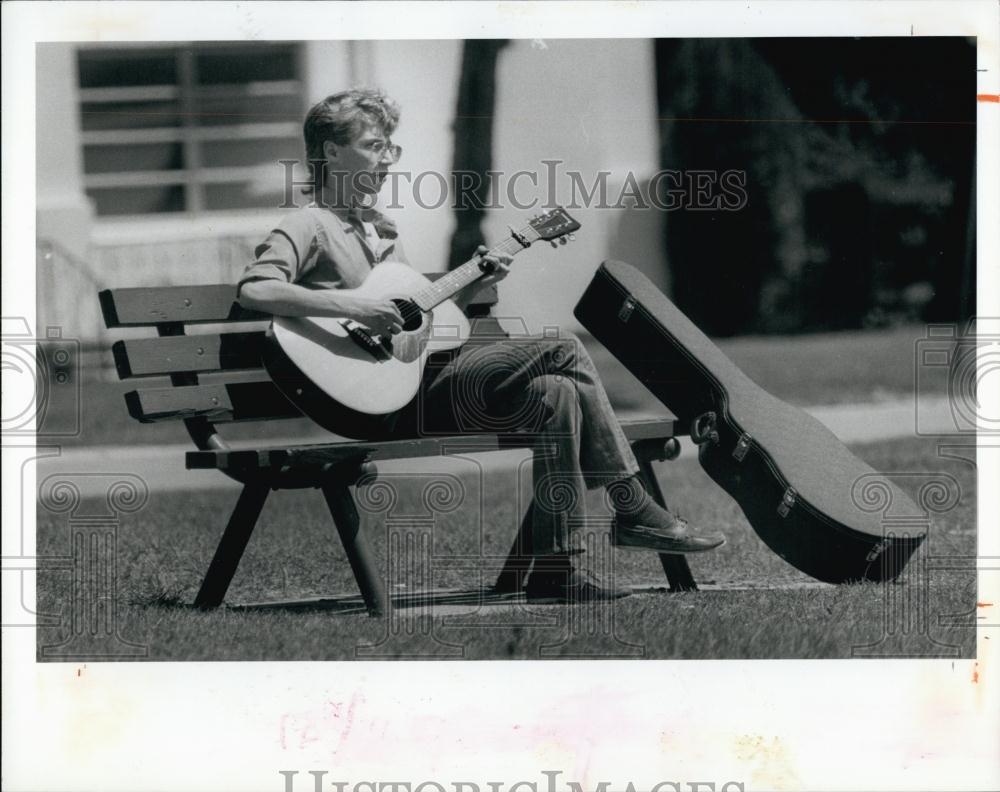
[342,320,392,361]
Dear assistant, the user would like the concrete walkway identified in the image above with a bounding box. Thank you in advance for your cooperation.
[33,395,958,497]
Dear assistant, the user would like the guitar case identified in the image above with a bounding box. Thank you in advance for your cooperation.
[574,260,925,584]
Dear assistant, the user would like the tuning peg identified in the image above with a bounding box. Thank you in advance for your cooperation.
[550,240,558,248]
[559,237,567,245]
[568,233,576,242]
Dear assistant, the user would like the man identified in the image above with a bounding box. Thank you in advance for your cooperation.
[238,88,725,603]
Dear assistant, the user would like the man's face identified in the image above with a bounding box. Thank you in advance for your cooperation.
[325,123,399,197]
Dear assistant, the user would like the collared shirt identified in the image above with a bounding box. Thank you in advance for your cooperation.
[237,204,409,295]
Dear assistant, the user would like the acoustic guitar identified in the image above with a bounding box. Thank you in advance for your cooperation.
[263,207,581,438]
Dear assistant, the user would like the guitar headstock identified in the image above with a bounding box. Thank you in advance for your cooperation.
[527,207,581,243]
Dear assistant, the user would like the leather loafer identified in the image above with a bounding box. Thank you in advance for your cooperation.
[612,516,725,554]
[524,567,632,604]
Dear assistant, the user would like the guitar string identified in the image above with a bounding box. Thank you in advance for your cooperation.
[410,217,563,311]
[414,236,525,308]
[416,240,522,308]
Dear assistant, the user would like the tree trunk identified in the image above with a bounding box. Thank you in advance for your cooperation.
[448,40,508,271]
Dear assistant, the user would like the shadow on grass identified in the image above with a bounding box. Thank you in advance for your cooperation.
[231,586,525,615]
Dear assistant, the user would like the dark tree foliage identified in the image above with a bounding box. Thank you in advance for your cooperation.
[655,38,975,335]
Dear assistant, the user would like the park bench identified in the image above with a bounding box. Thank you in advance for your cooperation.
[98,276,696,616]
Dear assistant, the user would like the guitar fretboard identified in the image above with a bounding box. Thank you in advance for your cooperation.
[412,222,540,311]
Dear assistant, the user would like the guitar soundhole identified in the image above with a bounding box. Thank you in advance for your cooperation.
[392,299,425,332]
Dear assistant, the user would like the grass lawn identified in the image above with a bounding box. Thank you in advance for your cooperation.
[35,435,977,661]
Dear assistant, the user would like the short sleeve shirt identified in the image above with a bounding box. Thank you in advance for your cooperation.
[238,205,410,295]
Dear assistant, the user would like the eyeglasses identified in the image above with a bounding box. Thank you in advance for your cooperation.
[365,138,403,163]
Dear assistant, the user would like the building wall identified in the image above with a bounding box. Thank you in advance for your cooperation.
[486,38,666,335]
[36,44,99,340]
[368,39,464,275]
[35,39,666,344]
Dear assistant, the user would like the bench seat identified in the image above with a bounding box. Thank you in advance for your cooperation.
[186,417,678,474]
[99,278,694,615]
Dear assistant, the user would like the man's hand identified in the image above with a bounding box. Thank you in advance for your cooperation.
[342,295,404,337]
[474,244,512,288]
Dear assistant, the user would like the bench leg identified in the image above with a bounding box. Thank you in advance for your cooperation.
[636,458,699,592]
[494,501,534,594]
[194,482,270,608]
[495,455,697,594]
[321,482,389,617]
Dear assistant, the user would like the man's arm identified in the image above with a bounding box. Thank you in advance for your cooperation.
[238,211,405,335]
[239,279,363,318]
[239,280,404,337]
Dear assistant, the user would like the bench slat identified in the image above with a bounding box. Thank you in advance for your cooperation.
[100,285,267,327]
[126,380,300,423]
[186,416,677,471]
[100,279,498,328]
[112,332,267,378]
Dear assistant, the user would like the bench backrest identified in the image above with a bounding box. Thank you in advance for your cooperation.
[99,278,500,452]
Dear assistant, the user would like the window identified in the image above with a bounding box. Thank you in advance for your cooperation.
[77,43,305,217]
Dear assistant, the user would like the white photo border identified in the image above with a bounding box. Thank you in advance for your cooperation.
[3,2,998,791]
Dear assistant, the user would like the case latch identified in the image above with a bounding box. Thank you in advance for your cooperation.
[618,297,637,322]
[732,432,752,462]
[777,487,797,518]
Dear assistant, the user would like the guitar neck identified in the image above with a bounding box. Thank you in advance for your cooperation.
[413,223,538,311]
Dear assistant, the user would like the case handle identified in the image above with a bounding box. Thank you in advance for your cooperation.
[690,411,720,445]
